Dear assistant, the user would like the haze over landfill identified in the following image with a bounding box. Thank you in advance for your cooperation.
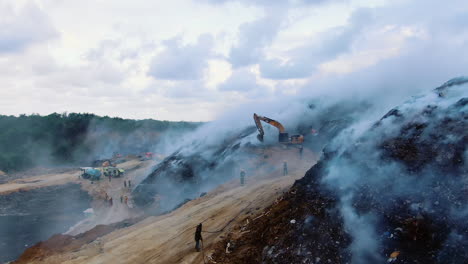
[0,0,467,263]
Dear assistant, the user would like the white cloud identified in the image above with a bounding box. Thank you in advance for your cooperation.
[148,34,214,80]
[0,0,467,122]
[0,1,57,53]
[218,68,269,93]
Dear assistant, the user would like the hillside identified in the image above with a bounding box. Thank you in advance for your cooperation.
[0,113,201,173]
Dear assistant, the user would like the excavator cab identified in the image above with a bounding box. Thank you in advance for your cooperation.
[279,132,289,143]
[290,134,304,144]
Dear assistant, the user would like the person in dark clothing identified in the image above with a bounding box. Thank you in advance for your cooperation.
[124,180,127,188]
[299,145,303,159]
[128,180,131,187]
[283,161,288,176]
[240,170,246,186]
[195,223,203,252]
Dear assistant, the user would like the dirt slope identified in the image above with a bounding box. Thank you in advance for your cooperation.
[17,149,317,264]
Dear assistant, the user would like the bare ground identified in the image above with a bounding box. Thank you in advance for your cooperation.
[15,148,317,264]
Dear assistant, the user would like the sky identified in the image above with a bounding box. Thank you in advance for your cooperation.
[0,0,467,121]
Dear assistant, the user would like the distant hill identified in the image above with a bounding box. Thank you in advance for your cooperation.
[0,113,202,172]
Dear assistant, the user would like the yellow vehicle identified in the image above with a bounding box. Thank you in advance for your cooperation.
[103,167,125,178]
[253,113,304,145]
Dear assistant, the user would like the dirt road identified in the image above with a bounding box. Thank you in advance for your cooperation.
[0,159,151,196]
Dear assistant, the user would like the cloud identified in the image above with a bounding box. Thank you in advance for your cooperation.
[148,34,214,80]
[228,10,284,68]
[203,0,344,7]
[0,2,57,53]
[259,8,373,79]
[295,1,468,116]
[218,68,268,92]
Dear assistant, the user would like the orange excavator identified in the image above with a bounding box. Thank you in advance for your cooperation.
[253,113,304,145]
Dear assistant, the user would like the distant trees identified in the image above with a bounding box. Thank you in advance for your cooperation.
[0,113,201,172]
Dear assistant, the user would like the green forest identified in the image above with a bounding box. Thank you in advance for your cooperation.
[0,113,201,172]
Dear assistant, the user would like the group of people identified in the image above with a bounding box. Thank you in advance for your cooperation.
[104,193,130,207]
[102,177,133,208]
[120,195,129,205]
[123,180,132,188]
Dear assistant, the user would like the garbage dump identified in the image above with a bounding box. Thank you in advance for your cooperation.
[211,77,468,264]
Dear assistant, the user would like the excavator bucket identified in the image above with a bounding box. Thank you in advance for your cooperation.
[257,134,264,142]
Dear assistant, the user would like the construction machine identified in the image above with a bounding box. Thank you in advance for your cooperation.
[103,167,125,178]
[253,113,304,145]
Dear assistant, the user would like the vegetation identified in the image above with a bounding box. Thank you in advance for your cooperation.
[0,113,201,172]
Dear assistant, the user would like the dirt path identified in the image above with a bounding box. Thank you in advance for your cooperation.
[0,159,151,196]
[30,149,317,264]
[0,171,81,195]
[66,159,157,235]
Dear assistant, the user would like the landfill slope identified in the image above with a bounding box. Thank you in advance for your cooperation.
[209,78,468,264]
[14,148,317,264]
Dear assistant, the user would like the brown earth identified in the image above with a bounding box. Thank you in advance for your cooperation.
[13,147,317,264]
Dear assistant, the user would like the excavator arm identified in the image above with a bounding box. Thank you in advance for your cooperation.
[253,113,288,142]
[253,113,265,141]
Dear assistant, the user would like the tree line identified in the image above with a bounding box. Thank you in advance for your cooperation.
[0,113,202,172]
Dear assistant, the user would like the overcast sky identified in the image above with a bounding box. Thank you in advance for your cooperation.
[1,0,467,121]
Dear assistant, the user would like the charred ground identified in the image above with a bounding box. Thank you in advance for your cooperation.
[210,78,468,264]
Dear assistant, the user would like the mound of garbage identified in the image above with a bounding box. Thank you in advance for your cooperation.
[132,101,364,214]
[211,78,468,263]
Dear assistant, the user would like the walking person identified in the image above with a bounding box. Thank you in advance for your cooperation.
[128,180,131,188]
[124,180,127,188]
[194,223,203,252]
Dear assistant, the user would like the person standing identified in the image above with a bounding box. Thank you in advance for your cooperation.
[240,169,246,186]
[124,180,127,188]
[128,180,131,188]
[299,145,304,159]
[283,161,288,176]
[194,223,203,252]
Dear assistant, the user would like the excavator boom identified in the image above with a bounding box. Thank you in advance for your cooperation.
[253,113,303,144]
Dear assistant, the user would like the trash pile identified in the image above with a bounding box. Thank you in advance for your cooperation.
[132,127,257,212]
[211,78,468,263]
[131,101,363,214]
